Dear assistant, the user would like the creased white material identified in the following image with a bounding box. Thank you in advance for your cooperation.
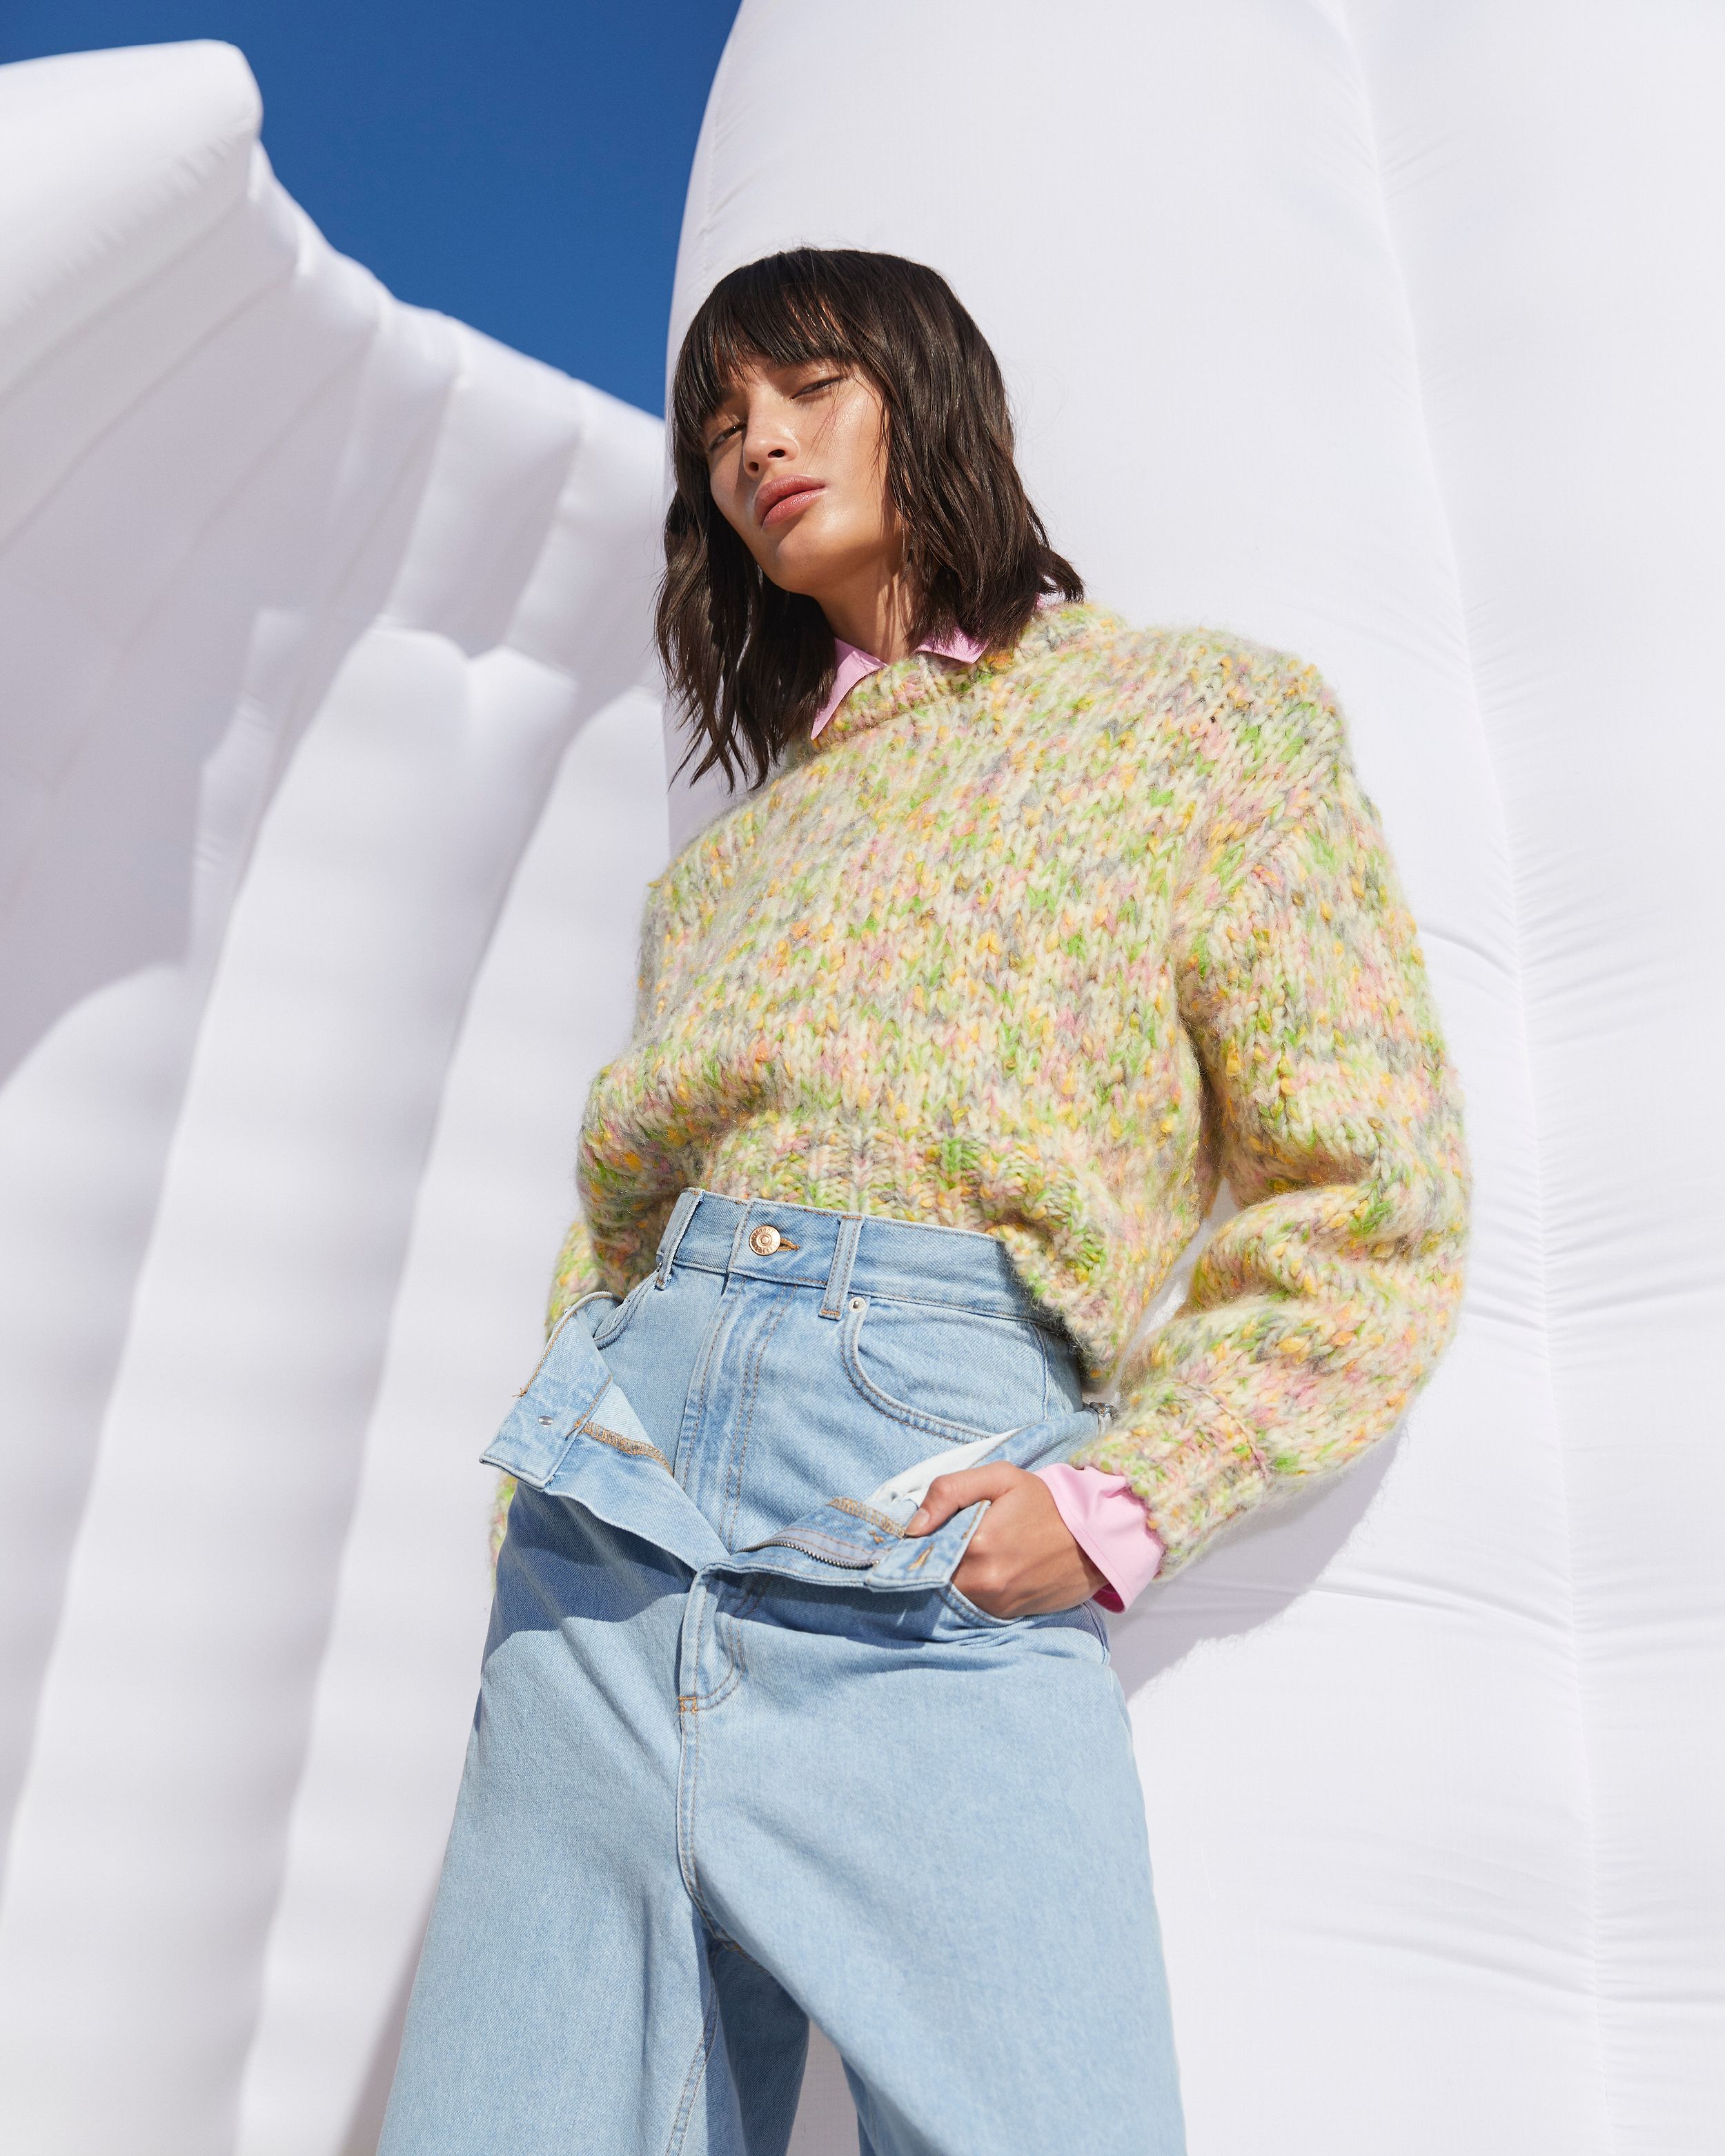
[0,41,667,2156]
[865,1432,1012,1521]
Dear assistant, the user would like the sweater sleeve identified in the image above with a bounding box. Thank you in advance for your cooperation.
[544,875,679,1336]
[546,1207,609,1334]
[1075,750,1470,1572]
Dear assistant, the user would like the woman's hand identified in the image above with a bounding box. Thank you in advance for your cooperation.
[903,1463,1105,1618]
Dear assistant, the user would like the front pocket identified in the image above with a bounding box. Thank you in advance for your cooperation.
[840,1296,1052,1444]
[589,1273,655,1352]
[940,1577,1112,1656]
[940,1578,1021,1630]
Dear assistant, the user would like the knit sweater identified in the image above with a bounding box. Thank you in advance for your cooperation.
[550,604,1469,1572]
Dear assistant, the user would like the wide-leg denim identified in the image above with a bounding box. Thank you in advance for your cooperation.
[380,1191,1184,2156]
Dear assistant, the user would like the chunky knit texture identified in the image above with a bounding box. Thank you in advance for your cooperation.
[550,605,1468,1572]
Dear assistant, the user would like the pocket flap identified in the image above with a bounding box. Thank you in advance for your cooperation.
[481,1307,657,1489]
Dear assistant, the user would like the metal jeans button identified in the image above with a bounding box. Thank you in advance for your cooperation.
[748,1223,782,1256]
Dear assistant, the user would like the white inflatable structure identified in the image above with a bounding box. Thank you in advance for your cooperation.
[0,41,667,2156]
[1,9,1721,2153]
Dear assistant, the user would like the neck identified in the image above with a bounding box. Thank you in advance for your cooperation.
[818,561,918,662]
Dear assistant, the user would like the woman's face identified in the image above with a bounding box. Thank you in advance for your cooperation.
[702,357,901,608]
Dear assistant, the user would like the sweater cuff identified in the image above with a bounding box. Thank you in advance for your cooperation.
[1074,1380,1274,1572]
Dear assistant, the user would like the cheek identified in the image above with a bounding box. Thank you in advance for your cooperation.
[826,446,891,542]
[710,475,771,565]
[812,392,888,512]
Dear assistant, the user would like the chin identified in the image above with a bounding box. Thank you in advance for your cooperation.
[761,530,869,599]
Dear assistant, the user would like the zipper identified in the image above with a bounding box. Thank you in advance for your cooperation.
[746,1533,880,1570]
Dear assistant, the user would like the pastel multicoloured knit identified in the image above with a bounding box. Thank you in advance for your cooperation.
[551,604,1469,1572]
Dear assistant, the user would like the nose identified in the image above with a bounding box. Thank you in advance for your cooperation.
[741,402,796,477]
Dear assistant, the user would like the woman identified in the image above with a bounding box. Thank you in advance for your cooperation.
[382,248,1469,2156]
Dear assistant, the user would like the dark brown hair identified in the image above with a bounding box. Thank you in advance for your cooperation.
[658,248,1083,789]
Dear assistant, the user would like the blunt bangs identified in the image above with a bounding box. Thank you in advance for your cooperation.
[672,264,862,444]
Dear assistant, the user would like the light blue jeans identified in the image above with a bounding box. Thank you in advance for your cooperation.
[380,1191,1183,2156]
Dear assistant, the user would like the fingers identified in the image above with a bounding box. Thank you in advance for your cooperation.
[903,1461,1025,1536]
[954,1478,1107,1617]
[900,1467,1107,1617]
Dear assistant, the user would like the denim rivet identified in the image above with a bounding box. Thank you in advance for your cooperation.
[850,1296,865,1312]
[538,1415,554,1425]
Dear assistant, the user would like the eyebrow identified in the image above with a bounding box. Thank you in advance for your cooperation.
[697,355,845,438]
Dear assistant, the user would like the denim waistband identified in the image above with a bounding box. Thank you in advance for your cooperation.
[652,1188,1056,1329]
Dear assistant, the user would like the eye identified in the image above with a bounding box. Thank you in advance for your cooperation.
[704,416,741,455]
[795,374,845,399]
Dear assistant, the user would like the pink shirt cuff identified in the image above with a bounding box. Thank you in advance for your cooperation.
[1036,1463,1165,1612]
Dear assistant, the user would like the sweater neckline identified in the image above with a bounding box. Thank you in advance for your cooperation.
[795,602,1108,758]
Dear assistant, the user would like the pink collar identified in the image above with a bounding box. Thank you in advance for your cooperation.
[811,625,986,740]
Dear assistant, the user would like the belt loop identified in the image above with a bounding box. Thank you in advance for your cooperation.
[655,1188,701,1288]
[820,1214,864,1320]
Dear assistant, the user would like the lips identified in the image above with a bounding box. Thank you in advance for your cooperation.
[756,474,825,527]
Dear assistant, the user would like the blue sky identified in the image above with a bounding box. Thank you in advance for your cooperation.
[1,1,740,415]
